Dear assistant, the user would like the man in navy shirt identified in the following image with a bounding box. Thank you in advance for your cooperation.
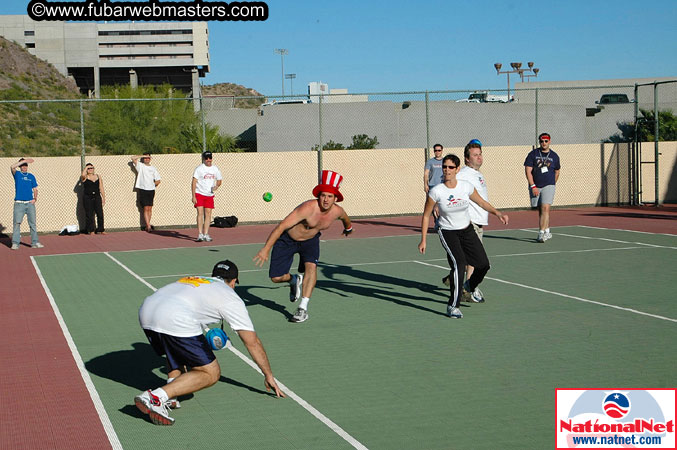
[524,133,561,243]
[10,158,43,250]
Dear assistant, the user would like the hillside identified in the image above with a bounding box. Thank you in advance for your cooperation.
[0,37,85,157]
[202,82,264,108]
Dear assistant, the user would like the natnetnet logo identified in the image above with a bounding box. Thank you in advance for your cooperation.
[556,389,675,449]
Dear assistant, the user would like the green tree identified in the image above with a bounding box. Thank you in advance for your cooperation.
[311,140,345,151]
[607,108,677,143]
[347,134,379,149]
[87,84,237,154]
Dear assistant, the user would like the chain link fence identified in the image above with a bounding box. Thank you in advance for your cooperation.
[1,83,676,236]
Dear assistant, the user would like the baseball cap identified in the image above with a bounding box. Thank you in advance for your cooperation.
[468,139,482,147]
[202,151,213,160]
[212,260,239,283]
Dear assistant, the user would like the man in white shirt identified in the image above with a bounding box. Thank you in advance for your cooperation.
[449,139,489,303]
[191,151,223,242]
[131,153,161,232]
[135,259,285,426]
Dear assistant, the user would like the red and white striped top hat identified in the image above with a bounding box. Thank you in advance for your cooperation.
[312,170,344,202]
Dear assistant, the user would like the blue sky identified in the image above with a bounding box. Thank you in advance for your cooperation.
[3,0,677,95]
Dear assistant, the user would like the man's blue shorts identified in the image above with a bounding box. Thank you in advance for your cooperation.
[144,329,216,371]
[269,231,321,278]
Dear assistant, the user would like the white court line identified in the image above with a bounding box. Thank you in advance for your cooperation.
[413,260,677,323]
[103,252,368,450]
[577,225,677,237]
[30,257,123,450]
[518,229,677,250]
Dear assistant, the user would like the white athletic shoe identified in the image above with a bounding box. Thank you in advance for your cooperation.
[11,243,19,250]
[196,233,204,242]
[446,306,463,318]
[204,234,213,242]
[289,273,303,303]
[290,307,308,323]
[134,390,175,426]
[544,231,552,241]
[537,231,545,243]
[167,398,181,409]
[32,242,44,248]
[472,287,485,303]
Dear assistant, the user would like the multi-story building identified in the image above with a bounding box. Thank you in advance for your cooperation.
[0,15,209,98]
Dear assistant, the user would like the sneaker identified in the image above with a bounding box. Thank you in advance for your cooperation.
[32,243,44,249]
[442,275,450,287]
[290,307,308,323]
[471,287,485,303]
[134,390,175,426]
[289,273,303,303]
[204,234,213,242]
[537,231,545,243]
[167,398,181,409]
[460,281,475,302]
[446,305,463,318]
[11,243,19,250]
[544,231,552,241]
[196,233,204,242]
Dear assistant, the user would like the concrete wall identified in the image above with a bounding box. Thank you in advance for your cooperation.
[2,142,675,235]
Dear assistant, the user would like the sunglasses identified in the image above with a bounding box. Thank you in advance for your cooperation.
[539,139,550,143]
[434,149,443,152]
[87,167,94,169]
[443,165,457,169]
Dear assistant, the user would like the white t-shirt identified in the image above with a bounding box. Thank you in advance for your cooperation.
[135,161,161,190]
[139,276,255,337]
[457,166,489,226]
[428,180,474,231]
[192,164,223,197]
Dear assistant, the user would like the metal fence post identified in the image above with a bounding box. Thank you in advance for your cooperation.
[425,91,430,163]
[653,83,660,206]
[632,83,639,205]
[200,95,207,153]
[534,88,539,146]
[318,94,323,182]
[79,100,86,170]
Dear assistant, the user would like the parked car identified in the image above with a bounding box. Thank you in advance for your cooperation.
[595,94,634,104]
[456,90,512,103]
[261,99,311,107]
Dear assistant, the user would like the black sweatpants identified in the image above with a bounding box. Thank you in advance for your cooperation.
[438,225,490,307]
[83,194,104,233]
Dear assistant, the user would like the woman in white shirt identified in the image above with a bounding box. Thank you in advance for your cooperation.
[418,154,508,319]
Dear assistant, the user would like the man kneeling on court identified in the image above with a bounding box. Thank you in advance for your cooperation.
[135,259,285,426]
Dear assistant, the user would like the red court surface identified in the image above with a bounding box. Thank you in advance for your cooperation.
[0,205,674,449]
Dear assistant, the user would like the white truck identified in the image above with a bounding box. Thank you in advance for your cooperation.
[456,91,512,103]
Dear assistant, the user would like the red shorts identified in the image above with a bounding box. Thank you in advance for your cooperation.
[194,193,215,209]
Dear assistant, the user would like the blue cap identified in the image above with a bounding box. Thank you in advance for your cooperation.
[468,139,482,147]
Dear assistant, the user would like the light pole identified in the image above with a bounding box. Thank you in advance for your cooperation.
[285,73,296,96]
[494,61,538,100]
[274,48,288,96]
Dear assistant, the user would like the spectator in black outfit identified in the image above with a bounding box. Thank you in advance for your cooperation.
[80,163,106,234]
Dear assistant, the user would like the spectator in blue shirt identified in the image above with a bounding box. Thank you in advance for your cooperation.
[524,133,561,243]
[10,158,43,250]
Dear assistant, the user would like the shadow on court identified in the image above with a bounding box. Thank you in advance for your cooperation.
[484,233,537,243]
[86,342,272,399]
[318,263,450,317]
[238,284,293,320]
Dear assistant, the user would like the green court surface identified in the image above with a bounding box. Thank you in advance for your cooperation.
[32,226,677,450]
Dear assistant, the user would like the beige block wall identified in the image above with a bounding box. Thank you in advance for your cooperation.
[2,142,675,234]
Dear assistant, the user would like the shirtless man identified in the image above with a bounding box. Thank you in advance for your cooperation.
[253,170,352,323]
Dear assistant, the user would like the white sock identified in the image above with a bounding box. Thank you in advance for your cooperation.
[152,387,169,402]
[545,228,550,233]
[300,297,310,309]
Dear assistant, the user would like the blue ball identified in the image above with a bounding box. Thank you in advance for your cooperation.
[205,328,229,350]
